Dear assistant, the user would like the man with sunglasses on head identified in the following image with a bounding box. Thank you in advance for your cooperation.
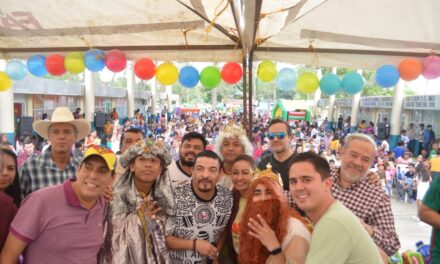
[257,119,296,205]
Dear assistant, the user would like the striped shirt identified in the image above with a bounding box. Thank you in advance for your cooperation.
[330,168,401,256]
[20,148,82,199]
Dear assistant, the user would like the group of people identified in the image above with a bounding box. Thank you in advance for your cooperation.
[0,105,439,263]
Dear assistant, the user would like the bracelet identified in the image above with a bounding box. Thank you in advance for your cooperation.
[193,239,197,252]
[269,247,282,255]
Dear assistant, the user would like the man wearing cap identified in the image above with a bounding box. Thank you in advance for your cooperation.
[20,107,91,198]
[0,145,116,264]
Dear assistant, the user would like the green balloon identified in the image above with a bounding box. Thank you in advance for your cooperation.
[200,66,221,90]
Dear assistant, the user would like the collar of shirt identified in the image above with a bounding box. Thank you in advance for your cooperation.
[63,179,104,209]
[37,147,83,170]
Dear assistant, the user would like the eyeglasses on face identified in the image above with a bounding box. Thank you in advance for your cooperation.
[268,132,287,140]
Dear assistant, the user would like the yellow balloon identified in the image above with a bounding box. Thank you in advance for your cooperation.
[64,52,85,74]
[156,63,178,85]
[296,72,319,94]
[0,71,13,91]
[257,60,277,82]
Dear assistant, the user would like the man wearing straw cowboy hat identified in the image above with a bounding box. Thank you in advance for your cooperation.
[20,107,90,198]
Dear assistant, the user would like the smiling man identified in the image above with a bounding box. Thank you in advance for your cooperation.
[330,133,400,256]
[20,107,90,198]
[165,150,232,264]
[0,145,116,264]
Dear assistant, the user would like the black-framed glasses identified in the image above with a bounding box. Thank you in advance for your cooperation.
[268,132,287,140]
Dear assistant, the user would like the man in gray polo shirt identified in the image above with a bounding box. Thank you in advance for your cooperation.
[0,145,116,264]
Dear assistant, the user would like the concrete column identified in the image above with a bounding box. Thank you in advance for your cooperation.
[150,78,157,123]
[0,88,15,144]
[84,70,95,126]
[212,87,218,108]
[25,94,33,116]
[389,80,405,149]
[312,69,322,116]
[349,70,363,133]
[127,61,135,119]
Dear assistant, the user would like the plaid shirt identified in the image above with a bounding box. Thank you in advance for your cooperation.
[330,168,400,256]
[20,148,83,199]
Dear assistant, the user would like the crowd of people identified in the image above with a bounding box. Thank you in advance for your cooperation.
[0,105,439,263]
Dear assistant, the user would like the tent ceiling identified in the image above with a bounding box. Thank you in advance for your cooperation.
[1,0,439,69]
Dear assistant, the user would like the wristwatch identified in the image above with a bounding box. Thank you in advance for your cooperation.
[269,247,282,255]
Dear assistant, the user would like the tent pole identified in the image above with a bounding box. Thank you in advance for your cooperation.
[247,52,254,139]
[242,56,248,133]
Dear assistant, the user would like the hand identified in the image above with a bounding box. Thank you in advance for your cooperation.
[247,214,281,251]
[367,172,380,186]
[142,200,161,220]
[359,219,374,236]
[103,185,113,202]
[195,240,218,258]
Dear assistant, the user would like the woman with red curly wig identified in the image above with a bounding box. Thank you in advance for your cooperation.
[239,174,311,264]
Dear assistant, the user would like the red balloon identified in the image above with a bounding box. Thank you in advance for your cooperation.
[45,54,66,76]
[398,58,422,81]
[134,58,156,80]
[105,50,126,72]
[221,62,242,84]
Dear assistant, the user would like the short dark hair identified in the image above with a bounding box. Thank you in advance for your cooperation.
[289,152,330,180]
[232,154,255,170]
[194,150,223,171]
[119,128,146,150]
[268,119,292,135]
[181,131,208,149]
[23,138,34,146]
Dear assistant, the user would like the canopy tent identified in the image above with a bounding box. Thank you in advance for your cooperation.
[1,0,439,69]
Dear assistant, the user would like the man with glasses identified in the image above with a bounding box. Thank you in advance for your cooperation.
[257,119,295,205]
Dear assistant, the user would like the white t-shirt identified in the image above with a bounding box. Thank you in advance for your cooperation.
[417,181,430,201]
[168,160,191,189]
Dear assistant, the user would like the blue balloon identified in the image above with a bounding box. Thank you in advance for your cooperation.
[319,73,341,95]
[27,55,47,77]
[6,60,27,81]
[341,72,364,95]
[276,68,297,91]
[84,49,105,72]
[375,64,399,88]
[179,66,199,88]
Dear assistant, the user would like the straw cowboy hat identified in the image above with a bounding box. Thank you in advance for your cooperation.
[33,107,90,141]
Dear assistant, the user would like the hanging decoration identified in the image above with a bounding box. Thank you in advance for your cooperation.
[398,58,422,81]
[27,55,47,77]
[84,49,106,72]
[5,61,27,81]
[64,52,85,74]
[134,58,156,80]
[341,72,364,95]
[257,60,277,82]
[375,64,399,88]
[0,72,13,91]
[296,72,319,94]
[276,68,297,91]
[179,66,199,88]
[156,62,178,85]
[46,54,66,76]
[422,55,440,80]
[200,66,221,90]
[319,73,341,95]
[105,49,127,73]
[221,62,242,84]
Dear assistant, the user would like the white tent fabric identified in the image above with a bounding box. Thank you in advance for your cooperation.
[1,0,439,69]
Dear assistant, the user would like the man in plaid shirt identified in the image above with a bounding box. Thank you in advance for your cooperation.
[331,133,400,256]
[20,107,90,198]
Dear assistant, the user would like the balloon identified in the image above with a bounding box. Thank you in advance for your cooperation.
[156,63,178,85]
[422,55,440,80]
[134,58,156,80]
[46,54,66,76]
[341,72,364,95]
[257,60,277,82]
[27,55,47,77]
[398,58,422,81]
[296,72,319,94]
[105,49,127,73]
[179,66,199,88]
[200,66,221,90]
[276,68,297,91]
[319,73,341,95]
[6,61,27,81]
[84,49,105,72]
[0,72,12,91]
[375,64,399,88]
[221,62,242,84]
[64,52,85,74]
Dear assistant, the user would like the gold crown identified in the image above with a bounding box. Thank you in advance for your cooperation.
[222,123,246,136]
[257,163,284,187]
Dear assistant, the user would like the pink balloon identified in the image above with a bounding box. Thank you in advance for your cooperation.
[105,50,127,72]
[422,55,440,80]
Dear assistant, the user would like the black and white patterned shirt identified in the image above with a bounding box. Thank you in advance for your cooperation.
[166,182,232,264]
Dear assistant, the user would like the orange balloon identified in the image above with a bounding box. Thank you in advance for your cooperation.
[398,58,422,81]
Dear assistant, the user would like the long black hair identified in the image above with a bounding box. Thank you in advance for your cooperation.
[1,147,22,207]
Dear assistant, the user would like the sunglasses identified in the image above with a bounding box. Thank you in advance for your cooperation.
[268,132,287,140]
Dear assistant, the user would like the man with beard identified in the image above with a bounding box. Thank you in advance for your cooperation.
[257,119,295,205]
[329,133,400,256]
[165,150,232,263]
[289,152,384,263]
[239,173,311,264]
[168,132,207,188]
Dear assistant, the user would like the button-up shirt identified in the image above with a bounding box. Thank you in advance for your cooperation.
[330,168,401,256]
[20,148,82,199]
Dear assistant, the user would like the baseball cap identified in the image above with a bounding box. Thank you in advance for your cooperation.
[83,145,116,171]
